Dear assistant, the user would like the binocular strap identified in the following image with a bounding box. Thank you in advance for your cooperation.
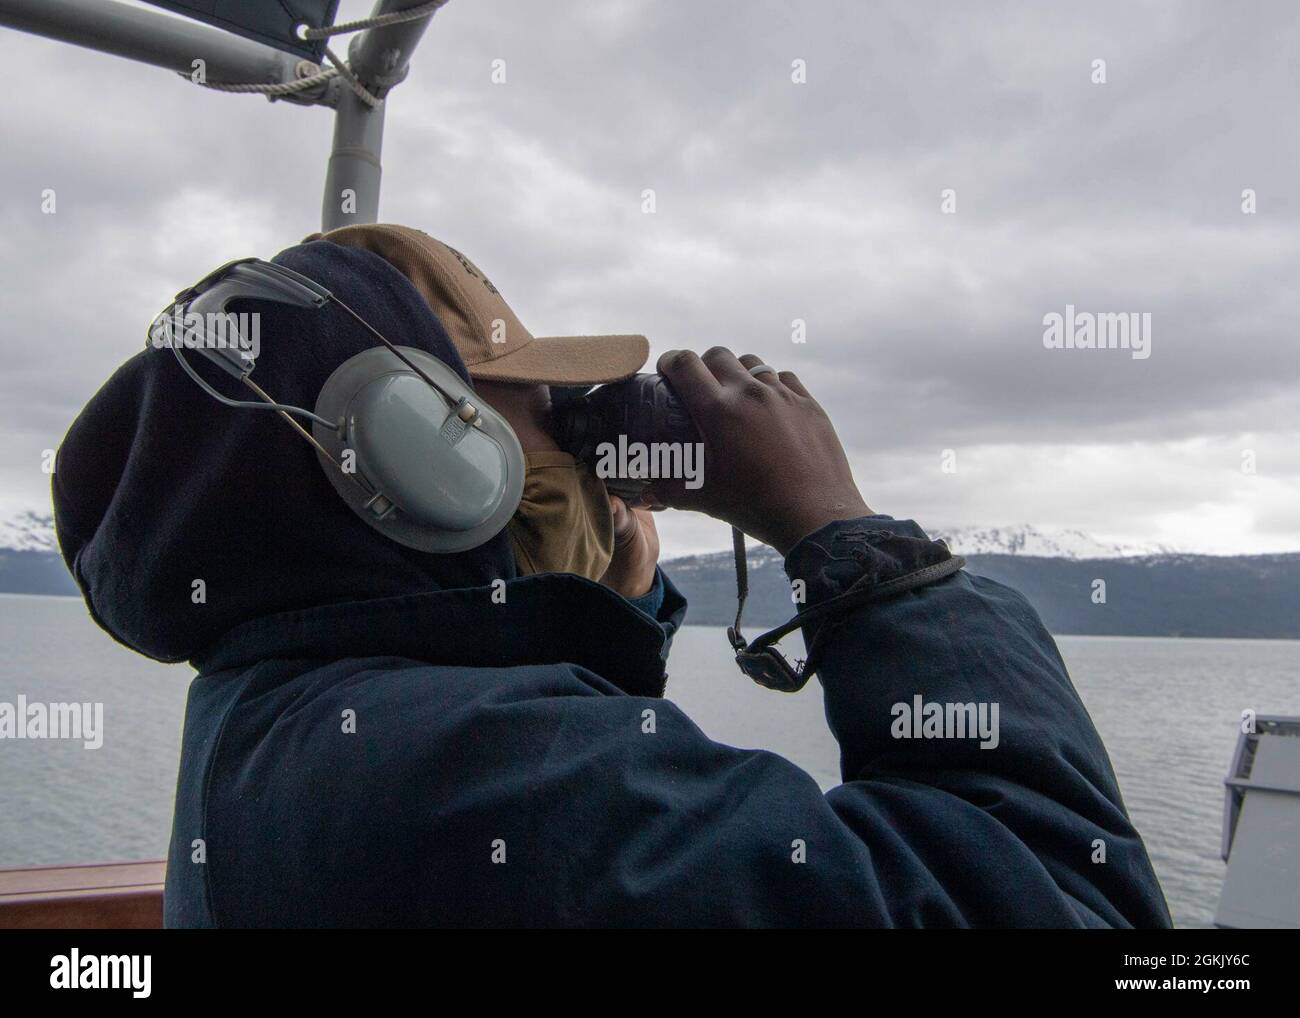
[726,526,965,692]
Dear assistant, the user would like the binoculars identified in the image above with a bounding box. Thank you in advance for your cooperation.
[551,374,701,498]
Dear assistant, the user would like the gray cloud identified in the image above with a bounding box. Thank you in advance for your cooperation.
[1,0,1298,554]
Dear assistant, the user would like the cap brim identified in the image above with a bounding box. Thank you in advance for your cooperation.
[466,334,649,386]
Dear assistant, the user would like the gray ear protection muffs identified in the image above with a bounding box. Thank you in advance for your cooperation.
[149,256,525,553]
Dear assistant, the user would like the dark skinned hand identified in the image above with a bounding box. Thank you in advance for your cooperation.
[636,347,871,556]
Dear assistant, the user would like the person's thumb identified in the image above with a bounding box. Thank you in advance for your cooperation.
[608,495,639,545]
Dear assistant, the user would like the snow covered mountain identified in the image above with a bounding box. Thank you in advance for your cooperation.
[1,512,1296,638]
[0,515,1179,560]
[0,510,57,552]
[0,512,73,596]
[926,524,1175,560]
[667,523,1177,571]
[661,528,1299,637]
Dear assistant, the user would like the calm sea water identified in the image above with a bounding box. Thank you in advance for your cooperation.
[2,592,1296,928]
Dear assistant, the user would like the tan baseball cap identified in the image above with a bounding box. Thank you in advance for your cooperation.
[303,223,649,386]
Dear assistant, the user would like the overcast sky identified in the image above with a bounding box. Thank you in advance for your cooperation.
[3,0,1298,556]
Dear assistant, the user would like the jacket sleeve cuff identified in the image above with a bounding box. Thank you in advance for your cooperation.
[626,569,666,619]
[783,516,956,608]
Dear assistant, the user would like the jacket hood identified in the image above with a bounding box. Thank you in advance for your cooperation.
[52,239,517,663]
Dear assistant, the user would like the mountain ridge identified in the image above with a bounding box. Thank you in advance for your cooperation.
[662,525,1300,639]
[0,510,58,553]
[926,523,1176,559]
[2,515,1297,639]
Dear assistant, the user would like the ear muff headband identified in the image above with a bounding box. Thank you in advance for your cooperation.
[150,257,525,553]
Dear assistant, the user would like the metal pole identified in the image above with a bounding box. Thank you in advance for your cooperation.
[0,0,303,91]
[320,0,447,231]
[348,0,444,100]
[322,87,387,229]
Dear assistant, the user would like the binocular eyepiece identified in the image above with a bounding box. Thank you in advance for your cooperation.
[550,374,700,498]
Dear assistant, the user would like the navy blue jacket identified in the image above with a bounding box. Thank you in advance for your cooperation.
[163,516,1171,928]
[49,237,1167,927]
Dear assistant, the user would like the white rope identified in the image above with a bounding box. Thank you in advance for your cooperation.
[301,0,449,40]
[322,44,383,108]
[187,64,338,97]
[187,1,450,106]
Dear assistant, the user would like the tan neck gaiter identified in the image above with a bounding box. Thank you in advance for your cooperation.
[507,451,615,581]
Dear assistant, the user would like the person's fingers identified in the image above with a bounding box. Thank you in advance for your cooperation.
[777,370,810,397]
[700,346,752,385]
[608,495,639,546]
[737,353,783,387]
[657,349,720,409]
